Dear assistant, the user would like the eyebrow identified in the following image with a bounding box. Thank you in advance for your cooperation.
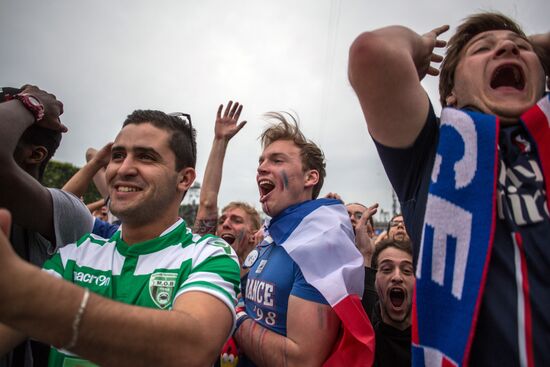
[258,152,288,163]
[378,259,413,266]
[468,32,527,48]
[111,146,161,158]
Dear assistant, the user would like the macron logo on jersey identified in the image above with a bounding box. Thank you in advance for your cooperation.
[74,271,111,287]
[245,278,274,307]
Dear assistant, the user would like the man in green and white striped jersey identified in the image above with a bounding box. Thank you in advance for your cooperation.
[0,110,241,367]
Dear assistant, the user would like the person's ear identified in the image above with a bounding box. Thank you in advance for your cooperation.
[26,145,48,165]
[304,169,319,188]
[177,167,196,192]
[445,92,457,107]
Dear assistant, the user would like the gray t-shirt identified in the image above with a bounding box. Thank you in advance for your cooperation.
[12,188,94,267]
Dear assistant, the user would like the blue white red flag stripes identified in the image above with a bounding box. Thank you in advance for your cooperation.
[522,94,550,211]
[267,198,375,366]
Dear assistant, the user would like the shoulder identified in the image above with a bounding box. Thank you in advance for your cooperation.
[47,188,95,244]
[185,233,239,269]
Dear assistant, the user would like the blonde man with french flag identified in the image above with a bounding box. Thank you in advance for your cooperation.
[233,112,375,366]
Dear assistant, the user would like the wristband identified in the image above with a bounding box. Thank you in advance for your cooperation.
[14,93,45,122]
[235,310,251,333]
[63,288,90,350]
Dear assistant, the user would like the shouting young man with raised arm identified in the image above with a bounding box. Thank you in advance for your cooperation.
[349,12,550,366]
[233,113,374,366]
[0,108,241,366]
[193,101,260,269]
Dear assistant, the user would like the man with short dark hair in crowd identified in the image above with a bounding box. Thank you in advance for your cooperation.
[349,11,550,366]
[0,106,241,366]
[386,214,410,244]
[369,238,414,367]
[233,113,374,366]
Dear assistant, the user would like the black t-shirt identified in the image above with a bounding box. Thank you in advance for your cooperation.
[375,103,550,366]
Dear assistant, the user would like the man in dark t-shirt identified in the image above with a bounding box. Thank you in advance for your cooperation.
[349,12,550,366]
[369,238,414,367]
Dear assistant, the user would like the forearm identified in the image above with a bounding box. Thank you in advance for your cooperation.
[91,168,108,198]
[200,137,229,210]
[0,323,25,357]
[0,264,220,367]
[348,26,432,148]
[531,32,550,78]
[194,138,228,235]
[349,26,426,87]
[235,319,301,367]
[86,198,105,213]
[0,100,34,165]
[62,159,106,198]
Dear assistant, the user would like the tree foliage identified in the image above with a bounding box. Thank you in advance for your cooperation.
[179,204,198,228]
[42,160,102,203]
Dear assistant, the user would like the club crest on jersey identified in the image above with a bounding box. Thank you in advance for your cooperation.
[149,272,178,309]
[243,249,259,269]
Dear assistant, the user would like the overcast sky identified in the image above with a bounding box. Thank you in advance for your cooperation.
[1,0,548,221]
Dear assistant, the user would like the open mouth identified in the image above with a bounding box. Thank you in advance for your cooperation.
[490,64,525,90]
[389,288,405,308]
[258,179,275,197]
[220,233,236,245]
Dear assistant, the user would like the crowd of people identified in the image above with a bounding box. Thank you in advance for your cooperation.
[0,10,549,367]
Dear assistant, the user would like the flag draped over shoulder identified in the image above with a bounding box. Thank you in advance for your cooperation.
[266,198,375,367]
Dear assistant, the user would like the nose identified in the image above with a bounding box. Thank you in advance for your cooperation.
[116,156,138,177]
[221,217,232,229]
[495,39,520,57]
[391,269,404,283]
[257,159,269,175]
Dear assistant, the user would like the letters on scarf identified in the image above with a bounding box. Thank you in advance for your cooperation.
[412,95,550,367]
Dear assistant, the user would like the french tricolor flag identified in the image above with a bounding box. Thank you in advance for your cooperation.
[267,198,375,366]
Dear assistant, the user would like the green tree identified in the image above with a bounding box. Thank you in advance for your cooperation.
[179,204,198,228]
[42,160,102,204]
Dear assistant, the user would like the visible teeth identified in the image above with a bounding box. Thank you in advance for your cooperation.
[513,67,520,83]
[259,180,274,188]
[118,186,138,192]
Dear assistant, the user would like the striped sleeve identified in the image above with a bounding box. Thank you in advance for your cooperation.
[42,250,67,278]
[175,236,240,314]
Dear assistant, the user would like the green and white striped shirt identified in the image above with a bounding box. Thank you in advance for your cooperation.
[43,218,240,367]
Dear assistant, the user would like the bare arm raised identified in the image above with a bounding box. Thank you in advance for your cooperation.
[348,25,448,148]
[529,31,550,89]
[193,101,246,235]
[62,142,113,199]
[0,85,67,242]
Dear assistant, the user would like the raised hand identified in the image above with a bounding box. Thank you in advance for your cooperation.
[215,101,247,141]
[355,203,379,267]
[324,192,343,203]
[417,25,449,80]
[19,84,67,132]
[91,142,114,168]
